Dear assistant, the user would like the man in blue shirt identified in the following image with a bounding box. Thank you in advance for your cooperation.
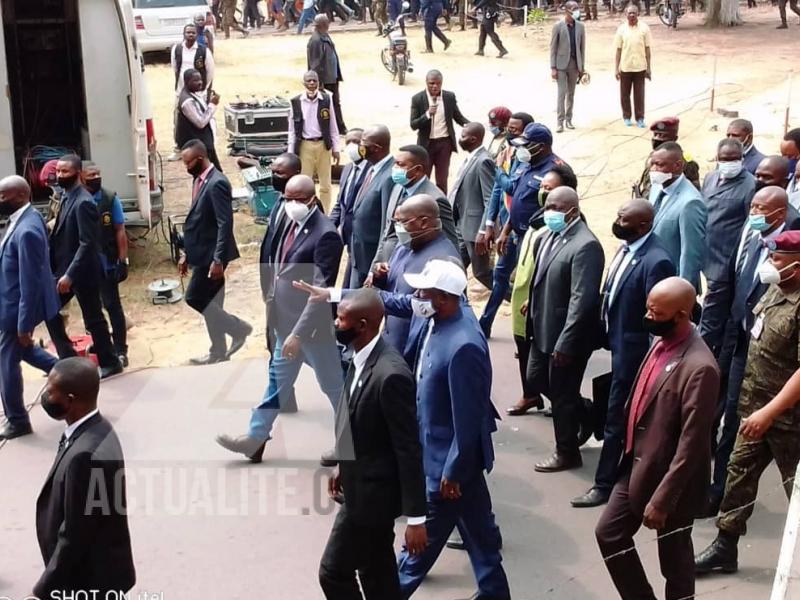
[82,164,130,367]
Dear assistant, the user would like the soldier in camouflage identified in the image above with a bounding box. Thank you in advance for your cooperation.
[695,229,800,575]
[633,117,700,198]
[222,0,249,38]
[373,0,388,33]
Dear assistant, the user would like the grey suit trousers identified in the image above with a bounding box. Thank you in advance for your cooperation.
[556,58,580,125]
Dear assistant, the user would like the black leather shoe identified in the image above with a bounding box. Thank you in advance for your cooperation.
[446,529,465,550]
[455,592,511,600]
[189,354,229,366]
[320,449,338,467]
[215,434,268,463]
[443,39,452,51]
[571,487,610,508]
[474,50,485,56]
[695,531,739,574]
[227,322,253,359]
[0,421,33,440]
[534,452,582,473]
[100,362,124,379]
[506,395,544,416]
[118,354,129,368]
[498,48,508,58]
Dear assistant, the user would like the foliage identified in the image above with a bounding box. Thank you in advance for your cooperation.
[526,7,548,24]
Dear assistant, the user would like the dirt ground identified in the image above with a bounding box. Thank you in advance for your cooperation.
[48,6,799,370]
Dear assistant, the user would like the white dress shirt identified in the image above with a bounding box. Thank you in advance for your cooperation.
[734,222,785,328]
[64,408,99,440]
[426,93,448,140]
[0,203,30,251]
[607,232,652,306]
[171,42,215,96]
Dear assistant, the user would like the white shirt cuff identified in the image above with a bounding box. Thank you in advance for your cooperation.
[485,220,495,227]
[328,288,342,303]
[406,516,426,526]
[425,112,431,120]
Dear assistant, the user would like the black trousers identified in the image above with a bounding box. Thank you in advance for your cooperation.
[184,265,248,358]
[514,334,537,399]
[596,471,695,600]
[526,345,590,458]
[100,273,128,354]
[478,19,506,52]
[619,70,646,121]
[594,372,636,492]
[319,507,401,600]
[244,0,262,27]
[322,82,347,134]
[46,282,119,368]
[426,137,453,194]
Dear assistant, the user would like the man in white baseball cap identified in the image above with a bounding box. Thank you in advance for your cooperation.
[397,258,510,600]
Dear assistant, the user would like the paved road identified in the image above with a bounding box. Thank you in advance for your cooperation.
[0,317,787,599]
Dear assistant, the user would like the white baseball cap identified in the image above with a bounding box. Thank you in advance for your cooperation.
[403,259,467,296]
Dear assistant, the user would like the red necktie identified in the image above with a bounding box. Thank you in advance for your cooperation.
[192,177,202,204]
[354,168,374,207]
[281,224,297,263]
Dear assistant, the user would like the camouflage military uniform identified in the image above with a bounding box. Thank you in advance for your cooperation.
[716,285,800,536]
[222,0,247,36]
[373,0,387,30]
[632,153,701,199]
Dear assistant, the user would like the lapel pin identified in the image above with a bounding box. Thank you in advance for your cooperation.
[303,229,309,234]
[631,259,638,265]
[665,362,676,373]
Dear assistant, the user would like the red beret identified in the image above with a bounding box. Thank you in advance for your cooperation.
[772,230,800,253]
[650,117,680,134]
[488,106,512,125]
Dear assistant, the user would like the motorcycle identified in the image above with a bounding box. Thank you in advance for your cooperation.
[380,11,413,86]
[656,0,704,27]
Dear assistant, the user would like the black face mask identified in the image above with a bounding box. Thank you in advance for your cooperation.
[642,316,678,337]
[754,179,768,193]
[85,178,102,194]
[272,175,288,194]
[41,391,69,420]
[0,202,16,216]
[335,326,359,347]
[57,175,78,190]
[458,140,470,152]
[187,161,205,178]
[651,139,664,152]
[612,222,638,241]
[506,132,517,142]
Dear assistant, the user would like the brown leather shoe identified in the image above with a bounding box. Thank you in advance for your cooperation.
[506,395,545,416]
[534,452,582,473]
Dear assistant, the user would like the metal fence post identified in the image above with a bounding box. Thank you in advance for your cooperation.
[771,462,800,600]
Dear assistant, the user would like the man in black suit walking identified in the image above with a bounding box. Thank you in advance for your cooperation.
[318,288,428,600]
[307,15,347,134]
[179,139,252,365]
[409,70,469,194]
[34,357,135,598]
[46,154,122,379]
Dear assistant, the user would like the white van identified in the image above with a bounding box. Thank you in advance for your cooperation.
[133,0,211,53]
[0,0,162,229]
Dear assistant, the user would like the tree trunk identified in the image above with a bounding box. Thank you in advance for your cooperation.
[706,0,741,26]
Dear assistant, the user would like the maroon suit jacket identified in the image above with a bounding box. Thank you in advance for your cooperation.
[625,329,720,520]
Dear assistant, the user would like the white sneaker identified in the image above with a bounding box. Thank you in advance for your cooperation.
[166,151,181,162]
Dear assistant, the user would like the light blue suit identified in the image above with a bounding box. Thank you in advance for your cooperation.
[649,175,707,291]
[395,305,510,600]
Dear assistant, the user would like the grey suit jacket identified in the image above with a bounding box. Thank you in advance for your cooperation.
[529,219,604,356]
[550,19,585,72]
[450,147,496,244]
[701,169,756,282]
[372,177,460,266]
[351,156,396,276]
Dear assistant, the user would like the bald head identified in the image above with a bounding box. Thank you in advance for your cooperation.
[614,198,654,242]
[362,125,391,163]
[397,194,440,220]
[756,155,791,188]
[340,289,385,328]
[459,122,485,153]
[0,175,31,214]
[44,358,101,424]
[749,185,789,235]
[544,186,580,218]
[644,277,696,339]
[285,174,316,199]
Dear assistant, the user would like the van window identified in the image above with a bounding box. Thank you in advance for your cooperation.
[133,0,208,8]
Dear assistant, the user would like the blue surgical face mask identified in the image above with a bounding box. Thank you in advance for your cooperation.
[489,125,502,137]
[789,158,799,178]
[571,9,581,19]
[543,208,574,233]
[392,165,410,186]
[748,208,780,232]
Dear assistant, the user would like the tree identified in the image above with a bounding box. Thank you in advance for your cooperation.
[706,0,741,27]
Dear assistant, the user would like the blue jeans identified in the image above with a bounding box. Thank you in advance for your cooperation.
[397,474,509,599]
[248,331,344,441]
[479,232,518,333]
[297,7,316,32]
[0,329,58,426]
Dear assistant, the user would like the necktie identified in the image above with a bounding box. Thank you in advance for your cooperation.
[281,223,297,263]
[192,177,202,203]
[602,245,630,318]
[333,362,357,461]
[58,433,67,452]
[653,189,667,214]
[343,361,357,402]
[534,232,559,285]
[354,168,374,206]
[737,229,758,275]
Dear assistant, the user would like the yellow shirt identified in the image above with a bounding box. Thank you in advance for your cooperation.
[614,21,652,73]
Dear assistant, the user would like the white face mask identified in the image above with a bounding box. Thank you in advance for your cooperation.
[284,200,311,223]
[758,260,800,285]
[411,297,436,319]
[516,147,532,164]
[649,170,673,187]
[345,142,362,163]
[718,160,743,179]
[396,221,411,245]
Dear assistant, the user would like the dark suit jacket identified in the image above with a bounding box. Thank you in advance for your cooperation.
[0,206,60,333]
[330,162,367,249]
[351,156,395,276]
[450,147,495,244]
[529,219,605,356]
[183,168,240,267]
[34,414,135,597]
[604,234,676,382]
[625,330,719,519]
[372,177,460,266]
[410,90,469,151]
[263,207,343,339]
[743,145,766,176]
[307,32,343,85]
[336,337,427,523]
[50,185,103,286]
[701,169,756,282]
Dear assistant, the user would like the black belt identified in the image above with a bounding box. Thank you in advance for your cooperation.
[303,137,323,142]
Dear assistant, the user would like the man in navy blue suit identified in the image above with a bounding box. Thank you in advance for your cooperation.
[216,175,344,463]
[572,199,675,508]
[395,259,510,600]
[0,176,60,439]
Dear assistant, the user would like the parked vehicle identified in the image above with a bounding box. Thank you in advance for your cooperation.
[0,0,163,229]
[133,0,210,54]
[380,12,413,86]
